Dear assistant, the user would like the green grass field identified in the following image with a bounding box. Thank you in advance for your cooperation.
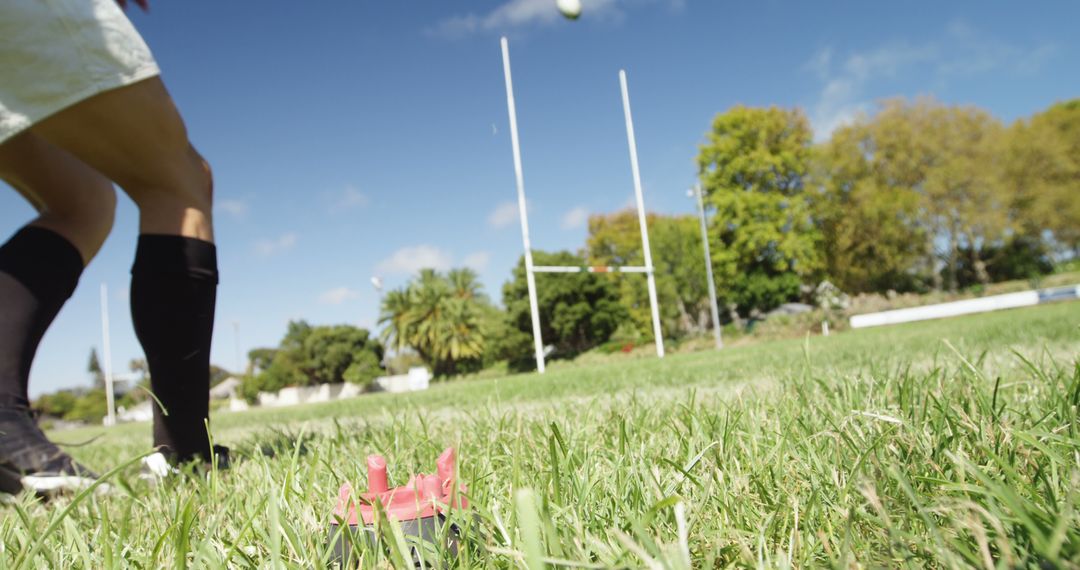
[4,302,1080,568]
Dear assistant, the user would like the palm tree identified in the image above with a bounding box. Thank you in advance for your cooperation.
[447,268,481,300]
[434,296,484,364]
[377,269,489,377]
[378,289,413,353]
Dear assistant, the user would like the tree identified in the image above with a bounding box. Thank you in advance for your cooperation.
[343,350,382,386]
[696,106,822,318]
[87,348,104,389]
[209,365,232,387]
[303,326,381,385]
[378,288,412,359]
[1005,99,1080,255]
[247,348,277,375]
[64,389,107,423]
[501,250,627,368]
[379,268,489,377]
[129,358,148,381]
[257,321,311,391]
[952,237,1054,289]
[34,390,79,418]
[812,109,928,293]
[481,296,535,372]
[586,210,710,338]
[919,101,1009,290]
[815,98,1013,292]
[244,321,384,397]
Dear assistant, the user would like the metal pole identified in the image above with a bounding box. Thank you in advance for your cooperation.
[232,321,242,374]
[619,70,664,359]
[501,37,546,373]
[99,284,116,426]
[693,183,723,349]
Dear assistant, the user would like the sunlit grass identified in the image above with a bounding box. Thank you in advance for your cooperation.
[3,302,1079,568]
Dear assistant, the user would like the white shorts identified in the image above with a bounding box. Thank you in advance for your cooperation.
[0,0,160,145]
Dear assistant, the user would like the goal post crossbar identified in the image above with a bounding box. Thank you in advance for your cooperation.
[532,265,651,274]
[500,37,665,374]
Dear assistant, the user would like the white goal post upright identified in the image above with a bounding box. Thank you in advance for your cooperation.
[619,70,665,360]
[501,37,547,374]
[500,38,665,373]
[100,283,117,427]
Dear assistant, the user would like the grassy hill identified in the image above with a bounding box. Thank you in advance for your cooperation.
[4,301,1079,567]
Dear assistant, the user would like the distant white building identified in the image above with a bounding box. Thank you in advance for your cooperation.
[209,377,242,400]
[108,376,242,424]
[226,367,431,412]
[109,373,141,397]
[374,367,431,393]
[116,400,153,423]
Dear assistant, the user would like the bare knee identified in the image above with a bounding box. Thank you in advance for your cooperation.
[126,145,211,207]
[127,146,215,241]
[0,131,116,258]
[34,178,117,262]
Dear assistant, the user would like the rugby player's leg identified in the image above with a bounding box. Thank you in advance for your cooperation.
[32,77,219,463]
[0,131,116,409]
[0,132,115,493]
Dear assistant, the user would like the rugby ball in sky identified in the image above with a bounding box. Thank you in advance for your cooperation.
[557,0,582,20]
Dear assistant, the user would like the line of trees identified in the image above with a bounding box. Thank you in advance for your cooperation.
[374,96,1078,376]
[700,97,1075,306]
[83,95,1073,399]
[813,97,1073,294]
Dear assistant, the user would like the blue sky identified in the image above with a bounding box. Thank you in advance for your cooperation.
[2,0,1077,396]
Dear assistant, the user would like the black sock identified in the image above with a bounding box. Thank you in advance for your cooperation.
[0,227,84,409]
[130,234,218,462]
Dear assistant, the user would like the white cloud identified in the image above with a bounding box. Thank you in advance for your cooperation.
[433,0,611,37]
[802,47,832,81]
[319,286,361,305]
[376,245,454,275]
[216,199,248,220]
[560,206,590,230]
[805,22,1056,141]
[430,0,690,37]
[335,185,369,210]
[462,251,491,271]
[940,21,1055,76]
[488,201,521,229]
[806,42,936,141]
[254,232,298,257]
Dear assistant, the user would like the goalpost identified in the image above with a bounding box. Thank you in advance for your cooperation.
[500,37,664,374]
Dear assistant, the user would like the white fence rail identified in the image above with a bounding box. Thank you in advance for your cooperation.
[850,285,1080,329]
